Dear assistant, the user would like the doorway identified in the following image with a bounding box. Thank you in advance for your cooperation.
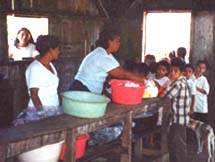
[142,12,191,62]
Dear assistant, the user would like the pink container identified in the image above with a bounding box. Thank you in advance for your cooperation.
[60,134,90,160]
[110,79,145,105]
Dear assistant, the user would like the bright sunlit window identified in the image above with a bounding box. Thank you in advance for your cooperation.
[142,12,191,62]
[7,15,49,50]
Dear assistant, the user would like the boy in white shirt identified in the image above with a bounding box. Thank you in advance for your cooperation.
[184,64,196,114]
[193,60,210,123]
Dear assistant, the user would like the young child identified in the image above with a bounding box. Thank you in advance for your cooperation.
[150,60,170,95]
[144,54,156,66]
[193,60,210,123]
[160,58,191,162]
[184,64,196,114]
[177,47,187,63]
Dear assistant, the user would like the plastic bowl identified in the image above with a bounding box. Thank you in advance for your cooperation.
[110,79,144,105]
[62,91,110,118]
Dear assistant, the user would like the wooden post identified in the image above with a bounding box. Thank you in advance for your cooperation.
[65,129,77,162]
[0,145,7,162]
[161,99,171,157]
[134,137,143,159]
[120,111,132,162]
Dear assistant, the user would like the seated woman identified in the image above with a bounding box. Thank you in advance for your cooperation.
[9,27,39,61]
[14,35,62,125]
[70,27,145,93]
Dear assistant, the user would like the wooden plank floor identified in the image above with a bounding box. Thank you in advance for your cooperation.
[84,143,209,162]
[82,145,169,162]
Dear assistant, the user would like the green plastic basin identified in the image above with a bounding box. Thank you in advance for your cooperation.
[62,91,110,118]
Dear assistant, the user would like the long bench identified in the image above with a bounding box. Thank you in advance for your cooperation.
[0,98,170,162]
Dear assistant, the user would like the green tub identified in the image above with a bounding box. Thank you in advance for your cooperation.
[62,91,110,118]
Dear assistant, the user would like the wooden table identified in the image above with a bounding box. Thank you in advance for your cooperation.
[0,98,168,162]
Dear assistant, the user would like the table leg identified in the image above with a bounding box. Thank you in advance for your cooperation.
[120,112,132,162]
[65,129,77,162]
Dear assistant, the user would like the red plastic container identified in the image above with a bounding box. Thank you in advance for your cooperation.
[110,79,145,105]
[60,134,90,160]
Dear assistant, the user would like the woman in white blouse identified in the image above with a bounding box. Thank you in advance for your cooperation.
[14,35,61,125]
[9,27,39,61]
[70,27,145,94]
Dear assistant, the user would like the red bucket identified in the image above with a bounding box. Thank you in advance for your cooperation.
[60,134,90,160]
[110,79,144,105]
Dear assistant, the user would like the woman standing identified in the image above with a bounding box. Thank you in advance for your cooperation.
[14,35,61,125]
[70,27,146,146]
[70,28,145,93]
[9,27,39,61]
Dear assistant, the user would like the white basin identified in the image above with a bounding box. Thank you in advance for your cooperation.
[18,141,64,162]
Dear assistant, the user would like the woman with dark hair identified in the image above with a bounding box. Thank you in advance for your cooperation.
[14,35,63,162]
[70,27,145,93]
[9,27,39,61]
[14,35,61,126]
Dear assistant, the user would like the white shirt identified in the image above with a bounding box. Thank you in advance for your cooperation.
[25,60,59,107]
[194,75,210,113]
[10,43,39,61]
[149,74,170,87]
[75,47,120,94]
[187,76,196,95]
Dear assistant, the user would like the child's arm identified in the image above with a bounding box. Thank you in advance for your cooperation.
[196,77,210,95]
[189,95,195,114]
[196,87,207,94]
[159,81,179,99]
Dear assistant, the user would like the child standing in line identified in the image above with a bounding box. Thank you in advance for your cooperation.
[160,58,191,162]
[149,60,170,95]
[193,60,210,123]
[184,64,196,114]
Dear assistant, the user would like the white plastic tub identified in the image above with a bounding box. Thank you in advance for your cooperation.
[18,141,64,162]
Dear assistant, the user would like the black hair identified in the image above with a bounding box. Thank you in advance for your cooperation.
[123,59,137,72]
[184,63,194,71]
[14,27,34,48]
[136,63,150,76]
[157,60,170,73]
[177,47,187,58]
[36,35,60,57]
[196,60,207,68]
[149,62,158,73]
[144,54,156,61]
[95,27,120,49]
[171,58,185,71]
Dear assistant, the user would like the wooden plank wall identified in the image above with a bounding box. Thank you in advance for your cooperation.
[190,11,215,128]
[0,0,104,127]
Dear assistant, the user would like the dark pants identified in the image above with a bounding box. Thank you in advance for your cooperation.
[69,80,90,92]
[168,123,188,162]
[192,112,208,123]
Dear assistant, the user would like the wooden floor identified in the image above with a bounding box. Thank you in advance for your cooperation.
[87,143,209,162]
[89,150,169,162]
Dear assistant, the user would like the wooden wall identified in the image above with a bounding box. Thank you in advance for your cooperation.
[0,0,104,127]
[1,0,215,129]
[190,11,215,128]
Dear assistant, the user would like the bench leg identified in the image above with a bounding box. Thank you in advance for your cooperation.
[134,137,143,158]
[0,145,7,162]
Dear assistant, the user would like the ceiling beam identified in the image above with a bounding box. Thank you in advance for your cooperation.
[94,0,110,19]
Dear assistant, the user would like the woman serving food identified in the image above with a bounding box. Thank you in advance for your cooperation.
[70,27,145,93]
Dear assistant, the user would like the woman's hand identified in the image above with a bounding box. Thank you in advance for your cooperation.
[30,88,43,110]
